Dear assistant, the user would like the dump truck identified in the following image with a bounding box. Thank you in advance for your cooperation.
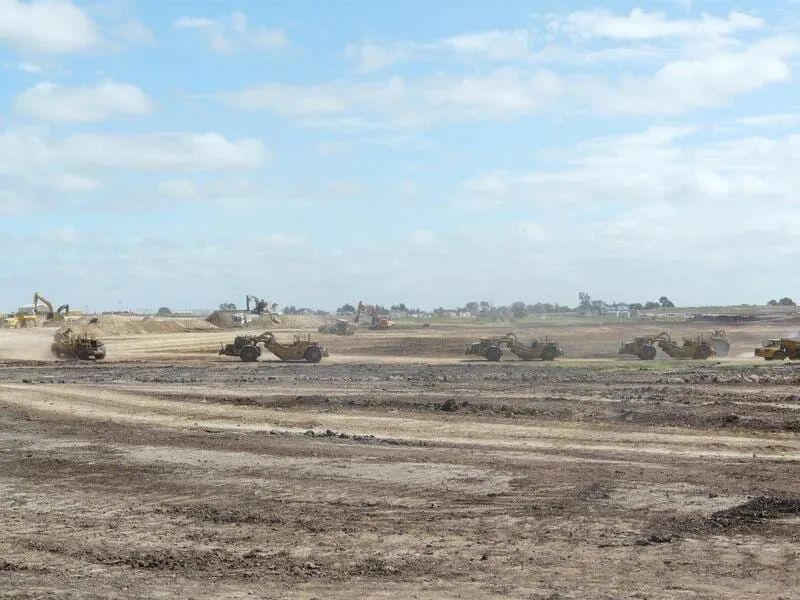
[220,331,328,363]
[465,333,563,362]
[318,319,356,335]
[51,328,106,360]
[755,338,800,361]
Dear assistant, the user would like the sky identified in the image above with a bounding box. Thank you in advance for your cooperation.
[1,0,800,312]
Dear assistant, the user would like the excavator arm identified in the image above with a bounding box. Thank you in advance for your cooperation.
[33,292,55,319]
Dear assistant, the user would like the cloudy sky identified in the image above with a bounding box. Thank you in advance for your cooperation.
[1,0,799,311]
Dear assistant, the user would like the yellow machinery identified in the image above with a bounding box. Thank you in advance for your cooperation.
[755,339,800,361]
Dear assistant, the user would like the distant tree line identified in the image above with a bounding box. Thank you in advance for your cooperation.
[767,297,796,306]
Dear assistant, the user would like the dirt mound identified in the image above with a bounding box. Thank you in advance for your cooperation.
[206,310,237,328]
[256,314,326,329]
[711,496,800,522]
[66,315,219,337]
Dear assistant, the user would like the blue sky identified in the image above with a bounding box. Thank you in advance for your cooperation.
[1,0,800,311]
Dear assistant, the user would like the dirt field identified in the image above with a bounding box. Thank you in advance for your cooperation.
[1,320,800,599]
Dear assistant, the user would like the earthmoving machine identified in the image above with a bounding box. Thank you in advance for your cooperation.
[219,331,328,363]
[619,335,659,360]
[708,330,731,357]
[755,338,800,361]
[657,332,715,360]
[245,295,281,323]
[465,333,563,362]
[33,292,71,325]
[318,319,356,336]
[620,332,715,360]
[50,327,106,360]
[355,302,394,330]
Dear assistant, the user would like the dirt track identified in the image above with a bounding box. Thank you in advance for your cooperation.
[2,323,800,598]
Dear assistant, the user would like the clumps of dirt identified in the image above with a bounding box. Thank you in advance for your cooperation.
[711,496,800,523]
[159,503,282,525]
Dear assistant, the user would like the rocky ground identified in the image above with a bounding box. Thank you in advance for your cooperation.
[1,352,799,599]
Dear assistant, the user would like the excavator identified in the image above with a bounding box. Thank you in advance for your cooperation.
[245,294,281,324]
[354,301,394,330]
[33,292,71,326]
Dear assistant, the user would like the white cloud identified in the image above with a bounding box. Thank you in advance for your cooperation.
[224,67,564,129]
[586,36,800,114]
[443,30,533,60]
[156,178,199,199]
[174,11,286,53]
[409,229,435,246]
[117,19,155,45]
[561,9,763,41]
[264,232,307,247]
[736,113,800,128]
[0,0,101,54]
[14,80,155,122]
[460,126,800,209]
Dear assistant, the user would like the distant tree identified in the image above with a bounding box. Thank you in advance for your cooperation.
[283,305,297,315]
[779,297,796,306]
[659,296,675,308]
[767,299,779,306]
[644,301,660,310]
[510,301,527,319]
[157,306,172,315]
[465,301,478,314]
[390,303,408,312]
[628,303,643,310]
[337,303,355,314]
[479,301,491,314]
[218,302,236,311]
[578,292,592,307]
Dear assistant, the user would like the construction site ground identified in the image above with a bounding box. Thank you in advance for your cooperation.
[1,319,799,599]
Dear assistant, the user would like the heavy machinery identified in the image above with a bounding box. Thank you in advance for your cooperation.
[50,327,106,360]
[619,335,659,360]
[709,330,731,357]
[620,332,715,360]
[318,319,356,336]
[219,331,328,363]
[755,338,800,361]
[465,333,563,362]
[33,292,71,325]
[355,302,394,330]
[657,332,715,360]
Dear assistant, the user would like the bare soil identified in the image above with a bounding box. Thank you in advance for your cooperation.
[1,321,799,598]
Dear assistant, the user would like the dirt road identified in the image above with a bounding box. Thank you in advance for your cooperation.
[2,351,799,599]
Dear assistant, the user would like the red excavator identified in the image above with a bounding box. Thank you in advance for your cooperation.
[354,301,394,330]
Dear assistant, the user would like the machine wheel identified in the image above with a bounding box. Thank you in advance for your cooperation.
[773,350,787,361]
[541,346,558,361]
[693,345,713,360]
[240,345,260,362]
[638,345,657,360]
[77,346,92,361]
[486,346,503,362]
[305,346,324,363]
[94,349,106,360]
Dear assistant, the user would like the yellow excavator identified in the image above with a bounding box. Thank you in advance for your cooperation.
[33,292,72,325]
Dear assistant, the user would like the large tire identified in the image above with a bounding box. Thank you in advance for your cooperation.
[240,345,260,362]
[486,346,503,362]
[541,346,558,361]
[639,345,657,360]
[305,346,323,363]
[693,345,713,360]
[77,346,92,361]
[94,348,106,360]
[773,350,787,361]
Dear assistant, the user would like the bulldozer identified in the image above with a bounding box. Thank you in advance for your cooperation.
[709,330,731,357]
[318,319,356,336]
[355,302,393,330]
[755,338,800,361]
[465,333,563,362]
[220,331,328,363]
[51,327,106,360]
